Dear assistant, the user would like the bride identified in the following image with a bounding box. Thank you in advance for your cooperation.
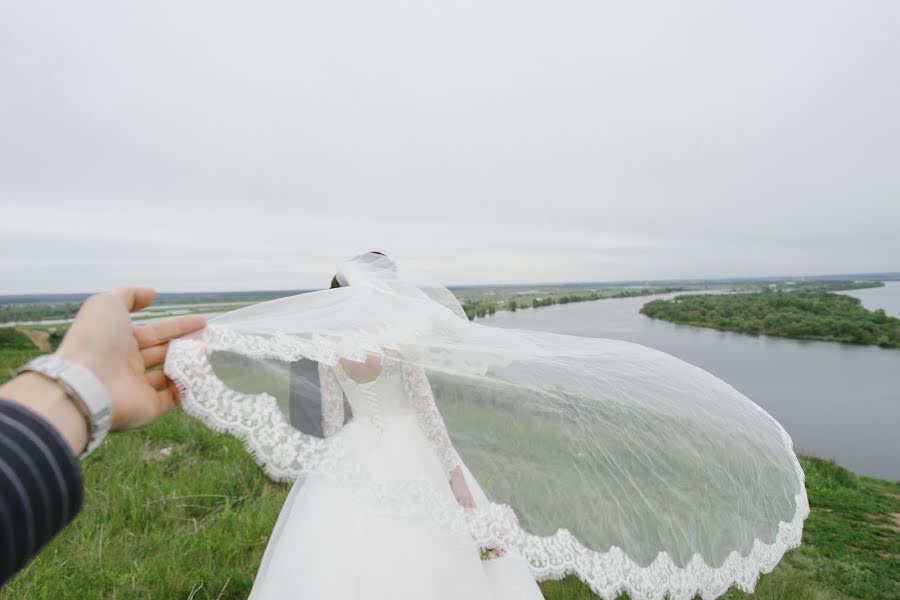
[246,254,543,599]
[165,251,808,600]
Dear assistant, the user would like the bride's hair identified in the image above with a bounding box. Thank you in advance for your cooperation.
[330,251,387,288]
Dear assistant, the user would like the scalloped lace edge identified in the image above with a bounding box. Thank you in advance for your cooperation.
[163,327,809,600]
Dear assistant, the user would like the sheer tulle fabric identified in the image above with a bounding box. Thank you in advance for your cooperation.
[164,252,808,600]
[246,356,542,599]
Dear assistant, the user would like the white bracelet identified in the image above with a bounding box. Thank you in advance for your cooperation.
[14,354,112,458]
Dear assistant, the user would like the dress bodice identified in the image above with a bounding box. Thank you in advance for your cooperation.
[317,357,462,474]
[330,358,413,420]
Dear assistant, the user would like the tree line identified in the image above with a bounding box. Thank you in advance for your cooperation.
[463,286,688,320]
[640,287,900,348]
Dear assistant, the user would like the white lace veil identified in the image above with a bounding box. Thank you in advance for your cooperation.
[163,252,808,600]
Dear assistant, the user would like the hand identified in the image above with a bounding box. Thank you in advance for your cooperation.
[449,466,476,509]
[55,286,206,432]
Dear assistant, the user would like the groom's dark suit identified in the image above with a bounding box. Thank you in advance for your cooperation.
[287,360,350,437]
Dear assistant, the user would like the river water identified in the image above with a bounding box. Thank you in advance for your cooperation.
[839,280,900,318]
[8,282,897,478]
[481,286,900,480]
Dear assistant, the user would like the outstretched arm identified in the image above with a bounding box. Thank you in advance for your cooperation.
[318,362,344,438]
[400,362,475,508]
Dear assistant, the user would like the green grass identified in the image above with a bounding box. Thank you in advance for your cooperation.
[0,329,43,384]
[1,331,898,599]
[3,412,896,599]
[2,410,290,599]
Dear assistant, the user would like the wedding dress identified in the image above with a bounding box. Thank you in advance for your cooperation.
[246,357,543,599]
[164,251,809,600]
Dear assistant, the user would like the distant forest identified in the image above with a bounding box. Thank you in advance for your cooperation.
[0,290,308,324]
[640,285,900,348]
[461,286,689,320]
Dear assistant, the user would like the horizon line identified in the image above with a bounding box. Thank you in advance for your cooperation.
[2,269,899,300]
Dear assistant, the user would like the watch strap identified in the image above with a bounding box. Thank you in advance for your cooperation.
[14,354,112,458]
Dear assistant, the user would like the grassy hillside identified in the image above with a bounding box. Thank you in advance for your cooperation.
[1,330,898,599]
[0,329,44,383]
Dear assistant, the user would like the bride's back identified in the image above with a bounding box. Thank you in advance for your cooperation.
[331,357,413,420]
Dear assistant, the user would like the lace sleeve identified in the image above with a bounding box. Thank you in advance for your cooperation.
[400,362,461,474]
[318,362,344,438]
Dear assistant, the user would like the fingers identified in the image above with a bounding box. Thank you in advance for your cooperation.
[107,286,157,313]
[147,370,182,411]
[141,342,168,369]
[146,369,169,390]
[156,383,181,413]
[134,315,206,350]
[456,493,476,509]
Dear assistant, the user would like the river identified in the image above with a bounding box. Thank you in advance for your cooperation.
[481,285,900,480]
[839,280,900,318]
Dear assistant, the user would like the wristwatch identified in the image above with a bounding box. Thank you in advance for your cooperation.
[14,354,112,458]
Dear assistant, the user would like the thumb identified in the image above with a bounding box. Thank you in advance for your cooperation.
[108,286,157,312]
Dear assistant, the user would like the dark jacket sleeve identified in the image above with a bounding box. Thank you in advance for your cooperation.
[0,397,84,587]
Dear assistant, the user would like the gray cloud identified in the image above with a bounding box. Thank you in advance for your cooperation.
[2,1,898,293]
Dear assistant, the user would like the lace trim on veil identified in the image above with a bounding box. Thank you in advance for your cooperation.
[163,325,809,600]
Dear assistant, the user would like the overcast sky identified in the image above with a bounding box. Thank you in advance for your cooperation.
[2,1,898,294]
